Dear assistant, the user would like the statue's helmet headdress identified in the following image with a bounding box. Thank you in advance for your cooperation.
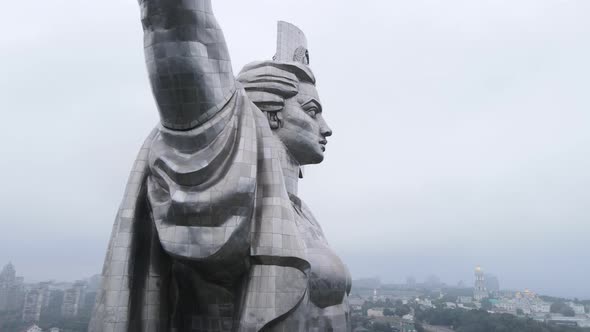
[238,21,316,101]
[273,21,310,65]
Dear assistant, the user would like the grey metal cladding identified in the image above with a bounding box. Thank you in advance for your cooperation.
[90,1,351,331]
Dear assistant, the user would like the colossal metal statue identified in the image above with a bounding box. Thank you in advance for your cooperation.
[90,1,351,331]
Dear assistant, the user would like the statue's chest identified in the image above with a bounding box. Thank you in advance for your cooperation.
[293,204,351,309]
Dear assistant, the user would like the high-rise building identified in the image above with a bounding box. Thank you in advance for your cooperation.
[82,291,98,313]
[61,281,87,317]
[474,266,488,301]
[0,262,25,312]
[0,263,16,284]
[22,284,48,322]
[425,275,442,289]
[484,274,500,293]
[32,289,63,322]
[0,263,16,311]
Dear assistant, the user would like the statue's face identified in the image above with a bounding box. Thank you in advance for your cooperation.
[275,82,332,165]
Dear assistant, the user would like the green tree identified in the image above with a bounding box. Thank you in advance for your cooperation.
[383,308,395,316]
[395,305,411,317]
[371,321,393,332]
[551,302,575,317]
[414,322,426,332]
[414,307,587,332]
[480,298,493,311]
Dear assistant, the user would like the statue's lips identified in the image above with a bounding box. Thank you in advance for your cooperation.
[319,139,327,151]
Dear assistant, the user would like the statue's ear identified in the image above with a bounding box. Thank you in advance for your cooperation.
[266,111,283,130]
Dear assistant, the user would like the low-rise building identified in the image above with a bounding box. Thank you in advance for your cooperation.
[457,296,472,304]
[547,316,590,328]
[349,297,365,312]
[492,294,551,315]
[530,301,551,313]
[444,302,457,309]
[415,298,434,308]
[22,325,43,332]
[567,302,586,315]
[401,315,417,332]
[367,308,384,317]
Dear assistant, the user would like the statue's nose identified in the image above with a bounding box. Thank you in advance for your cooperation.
[318,115,332,137]
[320,121,332,137]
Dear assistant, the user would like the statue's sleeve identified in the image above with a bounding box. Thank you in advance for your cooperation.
[139,0,255,276]
[139,0,236,130]
[90,129,173,332]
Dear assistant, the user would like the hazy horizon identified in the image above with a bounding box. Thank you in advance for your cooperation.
[1,1,588,300]
[11,260,586,301]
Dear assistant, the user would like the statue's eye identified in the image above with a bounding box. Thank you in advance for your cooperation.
[306,108,318,118]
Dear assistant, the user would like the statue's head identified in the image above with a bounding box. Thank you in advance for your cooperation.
[237,61,332,165]
[237,22,332,165]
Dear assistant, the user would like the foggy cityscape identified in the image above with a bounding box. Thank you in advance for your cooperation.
[1,0,589,331]
[1,262,588,331]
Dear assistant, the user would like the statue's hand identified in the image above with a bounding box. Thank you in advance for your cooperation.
[140,0,213,31]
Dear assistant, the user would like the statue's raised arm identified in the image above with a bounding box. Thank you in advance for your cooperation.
[139,0,235,130]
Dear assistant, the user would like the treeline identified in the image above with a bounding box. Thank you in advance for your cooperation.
[415,308,590,332]
[540,296,590,307]
[362,298,413,317]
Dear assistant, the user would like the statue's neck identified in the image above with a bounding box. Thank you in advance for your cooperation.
[279,147,300,197]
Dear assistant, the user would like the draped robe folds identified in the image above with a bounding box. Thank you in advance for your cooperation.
[90,87,316,332]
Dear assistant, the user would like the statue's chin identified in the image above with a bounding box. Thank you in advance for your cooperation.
[299,152,324,166]
[284,143,325,166]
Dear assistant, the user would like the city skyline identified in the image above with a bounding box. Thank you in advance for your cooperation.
[3,261,587,331]
[2,260,586,301]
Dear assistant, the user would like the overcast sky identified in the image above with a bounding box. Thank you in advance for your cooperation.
[1,0,589,299]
